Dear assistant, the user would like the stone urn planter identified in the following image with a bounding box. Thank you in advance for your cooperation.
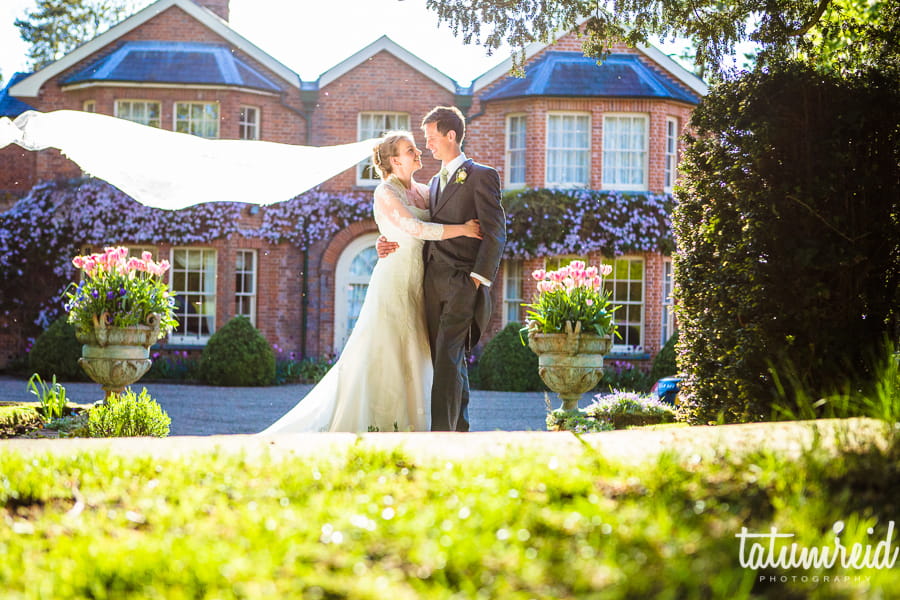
[77,312,160,397]
[527,321,612,411]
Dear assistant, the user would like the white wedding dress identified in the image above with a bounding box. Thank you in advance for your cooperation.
[261,176,441,433]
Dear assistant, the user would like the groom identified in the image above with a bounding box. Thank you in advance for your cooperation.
[379,106,506,431]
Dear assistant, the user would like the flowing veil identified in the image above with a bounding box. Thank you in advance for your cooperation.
[0,110,376,209]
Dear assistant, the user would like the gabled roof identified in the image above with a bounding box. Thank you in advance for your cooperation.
[472,31,708,99]
[9,0,299,98]
[60,41,284,92]
[0,73,37,117]
[481,51,700,104]
[318,35,458,93]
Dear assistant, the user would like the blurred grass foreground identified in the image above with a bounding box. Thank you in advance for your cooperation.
[2,418,899,599]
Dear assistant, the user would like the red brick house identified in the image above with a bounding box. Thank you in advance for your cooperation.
[0,0,706,369]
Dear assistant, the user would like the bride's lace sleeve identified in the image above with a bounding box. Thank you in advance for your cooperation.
[374,183,444,240]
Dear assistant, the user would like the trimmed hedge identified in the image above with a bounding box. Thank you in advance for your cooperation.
[198,316,275,386]
[27,317,85,381]
[674,62,900,423]
[475,323,545,392]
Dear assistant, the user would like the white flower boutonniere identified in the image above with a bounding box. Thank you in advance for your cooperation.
[455,169,468,185]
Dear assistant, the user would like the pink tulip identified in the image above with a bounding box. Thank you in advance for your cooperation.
[586,298,594,306]
[72,256,84,269]
[600,264,613,277]
[142,251,153,262]
[585,266,598,278]
[570,260,586,272]
[532,269,546,281]
[127,257,146,273]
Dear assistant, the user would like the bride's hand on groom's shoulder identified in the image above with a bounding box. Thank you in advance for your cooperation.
[376,235,399,258]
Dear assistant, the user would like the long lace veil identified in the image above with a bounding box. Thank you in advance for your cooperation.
[0,110,376,210]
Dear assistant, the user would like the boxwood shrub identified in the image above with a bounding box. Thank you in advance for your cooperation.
[27,317,85,381]
[198,316,276,386]
[475,322,545,392]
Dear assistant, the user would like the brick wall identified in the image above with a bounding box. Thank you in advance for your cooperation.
[0,146,36,193]
[312,50,456,192]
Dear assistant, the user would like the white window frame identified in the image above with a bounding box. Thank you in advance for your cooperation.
[664,117,679,193]
[505,114,527,189]
[235,249,258,326]
[661,258,676,344]
[239,105,260,140]
[502,259,524,326]
[333,232,379,353]
[602,113,649,191]
[356,112,410,186]
[602,256,645,353]
[545,112,591,188]
[114,100,161,127]
[175,101,220,139]
[169,248,217,345]
[83,100,96,113]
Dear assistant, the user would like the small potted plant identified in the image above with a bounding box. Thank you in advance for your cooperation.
[521,260,618,411]
[65,247,178,395]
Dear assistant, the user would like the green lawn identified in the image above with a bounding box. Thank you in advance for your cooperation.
[2,426,898,599]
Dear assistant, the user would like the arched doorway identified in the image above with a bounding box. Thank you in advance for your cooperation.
[333,232,379,352]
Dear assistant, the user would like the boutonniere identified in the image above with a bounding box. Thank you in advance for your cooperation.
[455,169,468,185]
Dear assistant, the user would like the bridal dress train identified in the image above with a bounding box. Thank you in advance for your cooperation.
[261,176,440,433]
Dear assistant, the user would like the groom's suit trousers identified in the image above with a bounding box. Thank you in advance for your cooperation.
[424,259,476,431]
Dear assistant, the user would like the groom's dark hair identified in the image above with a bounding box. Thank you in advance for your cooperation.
[421,106,465,144]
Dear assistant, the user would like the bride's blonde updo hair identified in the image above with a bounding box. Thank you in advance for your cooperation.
[371,130,413,179]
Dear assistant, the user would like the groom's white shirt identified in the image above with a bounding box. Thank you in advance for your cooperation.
[438,152,492,287]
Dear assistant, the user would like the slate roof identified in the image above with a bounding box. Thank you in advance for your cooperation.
[61,41,284,93]
[0,73,37,117]
[481,51,700,104]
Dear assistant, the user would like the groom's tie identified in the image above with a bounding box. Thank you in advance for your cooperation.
[439,167,449,192]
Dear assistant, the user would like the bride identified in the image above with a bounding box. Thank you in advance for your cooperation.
[260,131,481,433]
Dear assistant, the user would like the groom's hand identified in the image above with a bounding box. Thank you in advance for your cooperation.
[376,235,399,258]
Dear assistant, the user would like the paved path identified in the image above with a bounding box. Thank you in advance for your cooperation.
[1,375,584,435]
[4,376,889,466]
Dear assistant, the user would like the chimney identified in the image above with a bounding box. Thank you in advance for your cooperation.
[194,0,229,21]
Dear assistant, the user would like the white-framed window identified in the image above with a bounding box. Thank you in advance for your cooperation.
[544,255,589,273]
[357,112,410,186]
[333,233,379,352]
[169,248,217,344]
[115,100,161,127]
[664,117,679,193]
[602,114,649,191]
[546,113,590,188]
[175,102,219,138]
[235,250,257,325]
[505,114,527,189]
[83,100,96,113]
[502,259,524,325]
[239,106,260,140]
[602,256,645,353]
[661,258,676,344]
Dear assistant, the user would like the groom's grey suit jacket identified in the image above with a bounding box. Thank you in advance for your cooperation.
[426,158,507,345]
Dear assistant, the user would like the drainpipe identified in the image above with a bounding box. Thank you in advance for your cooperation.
[280,81,319,359]
[454,86,484,149]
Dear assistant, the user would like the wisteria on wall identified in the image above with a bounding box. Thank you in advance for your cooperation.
[1,179,675,344]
